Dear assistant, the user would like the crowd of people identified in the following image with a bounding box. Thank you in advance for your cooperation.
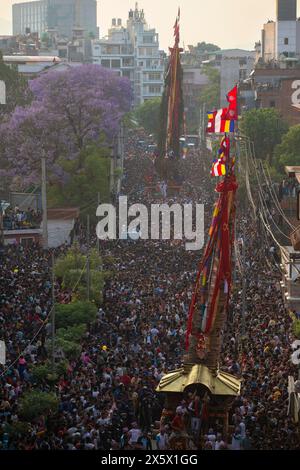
[2,206,42,230]
[0,130,299,450]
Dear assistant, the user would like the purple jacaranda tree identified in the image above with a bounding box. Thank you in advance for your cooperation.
[0,64,132,187]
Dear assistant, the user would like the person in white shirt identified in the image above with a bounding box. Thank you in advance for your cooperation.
[128,423,142,448]
[215,434,226,450]
[231,428,242,450]
[156,429,169,450]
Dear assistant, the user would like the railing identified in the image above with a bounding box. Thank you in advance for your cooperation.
[3,212,42,231]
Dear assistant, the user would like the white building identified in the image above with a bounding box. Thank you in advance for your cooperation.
[260,0,300,62]
[92,4,165,107]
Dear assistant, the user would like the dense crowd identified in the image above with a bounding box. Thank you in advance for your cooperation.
[0,130,299,450]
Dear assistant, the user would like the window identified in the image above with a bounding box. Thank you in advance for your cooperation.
[184,72,195,80]
[122,70,131,79]
[103,45,120,54]
[284,38,289,45]
[270,100,276,107]
[21,237,34,247]
[111,59,121,68]
[101,59,110,68]
[121,45,133,54]
[148,72,161,81]
[123,57,134,67]
[143,36,153,44]
[149,85,161,94]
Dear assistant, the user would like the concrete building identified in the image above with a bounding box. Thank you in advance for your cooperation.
[13,0,98,40]
[252,65,300,125]
[260,0,300,62]
[13,1,47,37]
[182,66,209,129]
[92,4,165,106]
[204,49,255,108]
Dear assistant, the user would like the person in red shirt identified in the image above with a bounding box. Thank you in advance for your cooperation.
[119,373,131,387]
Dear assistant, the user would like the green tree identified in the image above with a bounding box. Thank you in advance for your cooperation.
[273,125,300,174]
[54,243,105,303]
[5,422,31,440]
[134,98,161,139]
[55,301,97,329]
[31,360,69,384]
[194,42,220,53]
[0,51,30,117]
[240,108,288,163]
[19,391,58,421]
[55,338,82,360]
[47,141,111,215]
[57,324,87,342]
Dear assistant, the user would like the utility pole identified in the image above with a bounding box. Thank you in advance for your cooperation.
[202,102,206,148]
[41,156,48,249]
[86,214,90,302]
[51,252,55,371]
[0,81,6,248]
[97,192,100,254]
[0,201,4,248]
[241,224,247,338]
[109,144,115,202]
[117,122,124,195]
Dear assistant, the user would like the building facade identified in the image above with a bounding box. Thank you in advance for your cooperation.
[13,1,47,37]
[260,0,300,62]
[92,4,164,107]
[13,0,98,40]
[182,66,209,129]
[253,66,300,126]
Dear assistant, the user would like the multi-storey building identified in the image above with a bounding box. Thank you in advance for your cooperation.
[92,4,165,106]
[260,0,300,62]
[12,0,99,40]
[13,1,47,37]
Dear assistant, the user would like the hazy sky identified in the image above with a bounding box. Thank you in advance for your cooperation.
[0,0,291,51]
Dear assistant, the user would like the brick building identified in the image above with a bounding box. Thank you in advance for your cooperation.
[254,66,300,125]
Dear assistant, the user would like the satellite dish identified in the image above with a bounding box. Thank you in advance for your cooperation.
[291,350,300,365]
[292,340,300,350]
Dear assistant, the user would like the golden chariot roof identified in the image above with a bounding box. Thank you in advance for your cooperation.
[156,364,241,396]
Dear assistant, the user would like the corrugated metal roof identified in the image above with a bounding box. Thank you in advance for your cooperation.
[156,364,241,396]
[3,56,61,63]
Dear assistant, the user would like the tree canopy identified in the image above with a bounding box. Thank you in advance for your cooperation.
[55,243,105,303]
[0,64,132,188]
[0,51,30,117]
[273,125,300,173]
[47,140,111,211]
[194,42,220,53]
[199,66,220,111]
[134,97,161,139]
[19,391,58,421]
[240,108,288,163]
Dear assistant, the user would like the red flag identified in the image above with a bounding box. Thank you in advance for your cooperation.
[174,8,180,44]
[226,85,238,120]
